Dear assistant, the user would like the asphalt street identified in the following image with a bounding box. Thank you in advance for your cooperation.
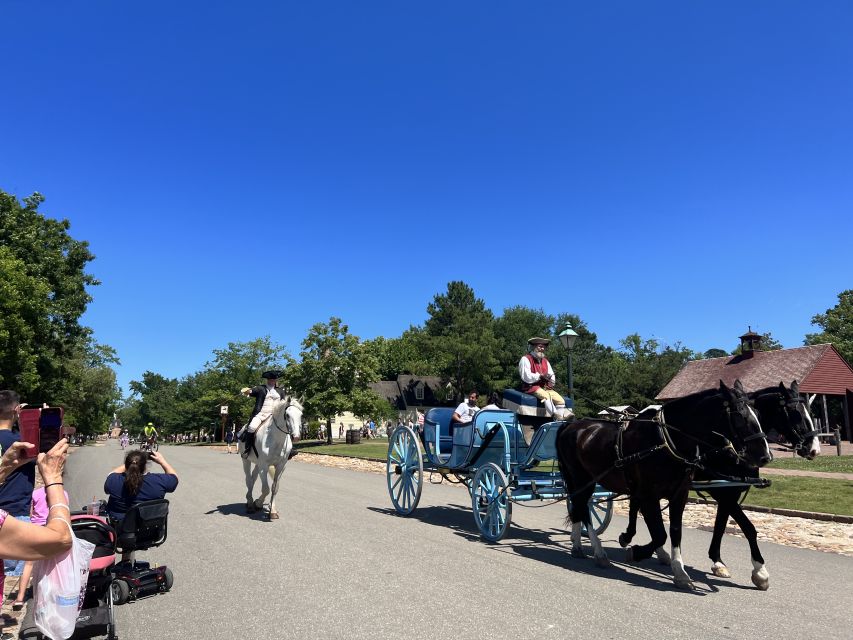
[65,441,852,640]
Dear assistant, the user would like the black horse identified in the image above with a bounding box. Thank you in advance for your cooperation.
[617,380,819,590]
[556,380,771,589]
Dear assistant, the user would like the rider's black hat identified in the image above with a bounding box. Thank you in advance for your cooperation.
[262,370,282,379]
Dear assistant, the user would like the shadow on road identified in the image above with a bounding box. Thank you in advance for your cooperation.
[204,502,272,521]
[368,504,722,594]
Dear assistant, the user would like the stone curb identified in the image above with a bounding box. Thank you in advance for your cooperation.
[298,450,853,525]
[688,499,853,524]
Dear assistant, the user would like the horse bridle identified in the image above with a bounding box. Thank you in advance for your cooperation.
[273,398,296,436]
[655,393,766,467]
[758,391,819,453]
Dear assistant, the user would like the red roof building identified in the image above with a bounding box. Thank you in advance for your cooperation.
[657,343,853,442]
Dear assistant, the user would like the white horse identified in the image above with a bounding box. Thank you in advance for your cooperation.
[241,396,303,520]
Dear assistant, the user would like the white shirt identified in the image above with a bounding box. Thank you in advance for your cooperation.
[260,385,281,414]
[518,355,555,385]
[453,401,478,423]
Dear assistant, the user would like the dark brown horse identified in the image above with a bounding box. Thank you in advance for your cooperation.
[556,380,771,589]
[617,380,819,589]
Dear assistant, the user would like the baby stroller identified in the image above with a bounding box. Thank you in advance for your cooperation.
[19,513,119,640]
[110,499,173,604]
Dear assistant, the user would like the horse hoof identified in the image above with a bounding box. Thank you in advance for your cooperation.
[751,572,770,591]
[594,555,612,568]
[570,547,587,559]
[711,562,731,578]
[674,578,696,591]
[268,512,280,520]
[618,533,630,548]
[655,550,671,565]
[624,546,636,563]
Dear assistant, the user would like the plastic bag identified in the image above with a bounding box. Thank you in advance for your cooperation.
[32,519,96,640]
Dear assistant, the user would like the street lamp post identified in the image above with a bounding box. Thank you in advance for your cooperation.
[558,322,579,403]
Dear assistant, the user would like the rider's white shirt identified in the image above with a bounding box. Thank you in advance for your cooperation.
[259,385,281,415]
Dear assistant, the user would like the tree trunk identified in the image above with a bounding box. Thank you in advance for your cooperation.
[327,417,333,445]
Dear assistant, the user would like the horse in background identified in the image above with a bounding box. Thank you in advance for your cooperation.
[556,380,771,589]
[618,380,819,590]
[241,396,303,520]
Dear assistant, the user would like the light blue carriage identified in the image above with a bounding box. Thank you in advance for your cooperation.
[386,406,614,542]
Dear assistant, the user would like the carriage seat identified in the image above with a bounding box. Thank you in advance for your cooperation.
[502,389,573,418]
[423,408,455,461]
[447,409,527,468]
[114,499,169,554]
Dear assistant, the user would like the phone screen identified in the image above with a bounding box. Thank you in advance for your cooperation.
[18,409,41,458]
[39,408,63,453]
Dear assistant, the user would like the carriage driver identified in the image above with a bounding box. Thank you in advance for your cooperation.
[518,337,573,420]
[238,370,291,458]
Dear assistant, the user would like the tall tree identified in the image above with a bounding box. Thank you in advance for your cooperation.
[423,282,501,398]
[806,290,853,364]
[0,190,100,400]
[284,318,383,444]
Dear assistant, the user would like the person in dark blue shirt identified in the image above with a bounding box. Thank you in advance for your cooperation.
[0,390,37,576]
[104,450,179,523]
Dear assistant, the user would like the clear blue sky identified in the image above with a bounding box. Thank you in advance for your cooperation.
[2,1,851,394]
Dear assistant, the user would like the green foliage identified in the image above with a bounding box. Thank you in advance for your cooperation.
[613,334,695,410]
[283,317,383,442]
[0,189,119,432]
[422,281,501,399]
[806,289,853,364]
[703,348,729,359]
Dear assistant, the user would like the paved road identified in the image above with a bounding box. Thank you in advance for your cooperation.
[64,441,852,640]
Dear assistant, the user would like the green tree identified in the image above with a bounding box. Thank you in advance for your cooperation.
[284,318,383,444]
[806,290,853,364]
[616,335,695,409]
[703,348,729,359]
[423,282,501,399]
[60,339,121,435]
[127,372,181,433]
[493,306,555,391]
[0,190,102,400]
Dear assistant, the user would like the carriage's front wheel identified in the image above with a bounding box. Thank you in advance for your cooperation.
[386,426,423,516]
[472,462,512,542]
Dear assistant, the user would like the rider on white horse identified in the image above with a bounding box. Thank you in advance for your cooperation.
[238,370,297,459]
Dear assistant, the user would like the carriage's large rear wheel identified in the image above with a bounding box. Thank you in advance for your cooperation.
[472,462,512,542]
[386,426,423,515]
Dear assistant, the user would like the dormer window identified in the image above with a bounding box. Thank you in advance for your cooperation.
[415,385,424,401]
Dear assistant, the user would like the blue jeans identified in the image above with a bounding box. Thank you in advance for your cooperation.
[3,515,31,576]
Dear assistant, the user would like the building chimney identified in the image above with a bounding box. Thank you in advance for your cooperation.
[739,326,762,358]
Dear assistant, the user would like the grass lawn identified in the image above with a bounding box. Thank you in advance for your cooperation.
[767,455,853,474]
[692,476,853,516]
[297,439,390,460]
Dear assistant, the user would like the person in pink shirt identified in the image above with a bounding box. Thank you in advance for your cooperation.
[10,484,70,611]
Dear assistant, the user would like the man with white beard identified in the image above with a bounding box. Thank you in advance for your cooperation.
[518,337,572,420]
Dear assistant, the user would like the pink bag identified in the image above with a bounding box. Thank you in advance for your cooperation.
[32,520,95,639]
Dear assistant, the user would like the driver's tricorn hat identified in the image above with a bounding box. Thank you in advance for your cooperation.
[262,370,283,379]
[527,337,550,346]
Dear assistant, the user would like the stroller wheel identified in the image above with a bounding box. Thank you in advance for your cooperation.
[163,567,174,591]
[111,579,130,605]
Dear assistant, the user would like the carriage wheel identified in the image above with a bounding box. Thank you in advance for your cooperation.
[386,426,423,516]
[583,496,614,537]
[472,462,512,542]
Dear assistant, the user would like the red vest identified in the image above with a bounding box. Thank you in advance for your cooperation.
[522,354,551,393]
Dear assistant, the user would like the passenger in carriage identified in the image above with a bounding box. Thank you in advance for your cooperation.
[451,390,479,430]
[482,392,503,411]
[518,337,572,420]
